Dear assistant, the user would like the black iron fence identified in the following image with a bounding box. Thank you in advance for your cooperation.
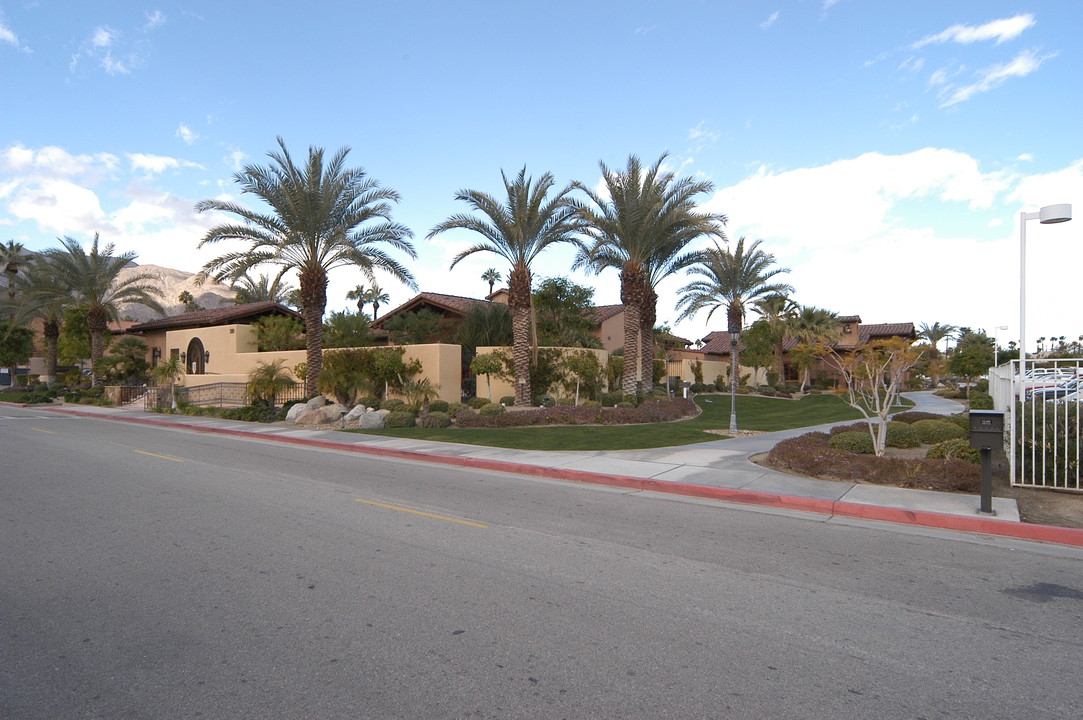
[145,382,306,410]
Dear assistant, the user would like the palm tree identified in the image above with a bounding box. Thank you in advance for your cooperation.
[13,255,71,383]
[917,321,957,387]
[676,237,792,432]
[195,137,417,396]
[345,284,367,314]
[788,305,840,391]
[427,167,582,406]
[753,293,799,382]
[481,268,502,296]
[2,240,26,319]
[151,355,184,410]
[363,283,390,320]
[229,270,295,305]
[574,154,725,395]
[44,234,164,386]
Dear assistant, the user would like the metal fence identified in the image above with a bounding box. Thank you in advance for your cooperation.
[992,359,1082,490]
[144,382,306,410]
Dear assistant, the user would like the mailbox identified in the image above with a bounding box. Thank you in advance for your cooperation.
[969,410,1004,450]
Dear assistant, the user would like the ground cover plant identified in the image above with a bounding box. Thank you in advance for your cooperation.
[349,393,880,451]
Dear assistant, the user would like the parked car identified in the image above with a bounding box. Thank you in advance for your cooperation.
[1034,377,1083,402]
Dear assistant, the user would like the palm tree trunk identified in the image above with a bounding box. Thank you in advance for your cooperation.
[620,266,646,396]
[508,266,533,405]
[300,268,328,397]
[87,307,108,387]
[43,319,59,384]
[640,291,657,393]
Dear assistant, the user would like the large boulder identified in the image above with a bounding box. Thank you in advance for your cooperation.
[285,403,308,423]
[357,408,391,429]
[320,402,349,424]
[293,409,328,426]
[304,396,328,411]
[344,405,369,423]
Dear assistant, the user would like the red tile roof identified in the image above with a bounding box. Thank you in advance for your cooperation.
[699,320,915,355]
[371,292,495,328]
[123,302,301,333]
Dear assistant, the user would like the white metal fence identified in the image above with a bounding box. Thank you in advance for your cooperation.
[991,359,1082,490]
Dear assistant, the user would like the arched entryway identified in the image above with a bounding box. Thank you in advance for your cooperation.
[186,337,206,375]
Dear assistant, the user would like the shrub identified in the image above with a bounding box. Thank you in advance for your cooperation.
[454,397,696,429]
[690,383,710,393]
[500,396,516,406]
[582,400,601,408]
[976,378,989,393]
[828,431,875,454]
[419,411,452,428]
[383,398,406,411]
[886,421,921,448]
[448,402,466,416]
[400,403,421,417]
[535,396,556,408]
[945,414,970,431]
[358,395,381,410]
[616,401,635,409]
[219,404,278,423]
[969,392,994,410]
[890,411,944,424]
[428,399,449,414]
[600,391,623,407]
[911,419,966,444]
[927,439,980,463]
[556,397,575,406]
[467,396,489,409]
[621,394,638,407]
[479,402,506,416]
[384,411,416,428]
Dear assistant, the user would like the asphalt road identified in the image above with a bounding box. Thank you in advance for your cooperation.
[2,406,1082,719]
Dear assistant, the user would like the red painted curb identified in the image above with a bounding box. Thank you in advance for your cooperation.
[38,406,1083,548]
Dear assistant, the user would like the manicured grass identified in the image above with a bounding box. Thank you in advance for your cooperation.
[349,393,912,451]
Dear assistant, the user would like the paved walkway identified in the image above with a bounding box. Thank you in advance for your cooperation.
[26,390,1032,530]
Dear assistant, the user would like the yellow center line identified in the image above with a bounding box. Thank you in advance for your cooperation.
[30,427,57,434]
[355,499,489,528]
[132,449,185,463]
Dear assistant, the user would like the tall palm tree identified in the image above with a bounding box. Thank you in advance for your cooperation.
[229,270,295,305]
[15,255,74,383]
[345,283,367,314]
[363,283,390,320]
[195,137,417,396]
[2,240,26,319]
[574,154,725,395]
[481,268,502,296]
[788,305,840,391]
[428,167,582,405]
[44,234,164,386]
[917,321,956,387]
[676,237,792,431]
[753,293,799,382]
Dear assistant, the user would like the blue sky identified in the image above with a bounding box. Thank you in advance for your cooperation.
[2,1,1081,352]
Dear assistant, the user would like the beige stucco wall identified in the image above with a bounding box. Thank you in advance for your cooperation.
[593,313,625,353]
[667,358,766,387]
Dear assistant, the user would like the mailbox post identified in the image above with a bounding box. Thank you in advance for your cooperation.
[969,410,1004,515]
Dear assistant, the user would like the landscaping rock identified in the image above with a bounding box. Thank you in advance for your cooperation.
[285,403,308,423]
[357,408,390,429]
[304,396,328,410]
[344,405,369,422]
[293,409,327,426]
[320,402,349,423]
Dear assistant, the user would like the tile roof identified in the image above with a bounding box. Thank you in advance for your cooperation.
[587,304,624,323]
[699,321,916,355]
[371,292,495,328]
[123,301,301,333]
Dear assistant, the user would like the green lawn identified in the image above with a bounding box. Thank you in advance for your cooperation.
[349,393,912,451]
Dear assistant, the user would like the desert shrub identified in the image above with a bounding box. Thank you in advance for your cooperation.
[600,391,623,407]
[358,395,381,410]
[911,419,966,444]
[616,401,635,409]
[969,392,994,410]
[219,404,278,423]
[419,411,452,428]
[830,422,868,435]
[690,383,710,393]
[976,378,989,393]
[448,402,466,415]
[535,396,556,408]
[428,399,449,414]
[384,411,416,428]
[383,398,405,411]
[927,439,981,463]
[886,421,921,448]
[467,396,489,409]
[399,403,420,417]
[891,411,944,424]
[500,396,516,406]
[479,402,506,416]
[621,394,639,407]
[455,397,695,429]
[828,431,875,454]
[945,414,970,430]
[582,400,601,408]
[556,397,575,406]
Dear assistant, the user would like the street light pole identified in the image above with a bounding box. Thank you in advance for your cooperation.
[994,325,1008,367]
[1020,204,1072,363]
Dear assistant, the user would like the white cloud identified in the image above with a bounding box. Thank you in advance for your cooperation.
[939,50,1054,107]
[144,10,166,31]
[126,153,203,176]
[176,123,200,145]
[913,14,1036,49]
[1017,153,1034,163]
[760,11,779,30]
[0,16,20,47]
[0,144,119,178]
[92,26,116,48]
[6,179,107,235]
[688,121,720,144]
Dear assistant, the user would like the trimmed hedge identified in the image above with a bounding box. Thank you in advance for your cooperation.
[466,396,489,409]
[419,411,452,428]
[428,399,449,414]
[911,419,967,444]
[384,411,416,428]
[499,396,516,407]
[455,397,696,429]
[828,430,875,454]
[479,403,506,416]
[886,421,921,448]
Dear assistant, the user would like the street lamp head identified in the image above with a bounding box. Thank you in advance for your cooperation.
[1039,203,1072,224]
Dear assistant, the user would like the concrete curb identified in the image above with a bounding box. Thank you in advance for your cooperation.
[40,406,1083,549]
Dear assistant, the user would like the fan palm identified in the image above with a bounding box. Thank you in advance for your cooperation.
[917,321,957,387]
[481,268,502,296]
[428,167,582,405]
[44,234,164,386]
[2,239,26,319]
[345,284,367,314]
[574,154,725,394]
[676,237,792,431]
[195,137,417,395]
[363,283,390,320]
